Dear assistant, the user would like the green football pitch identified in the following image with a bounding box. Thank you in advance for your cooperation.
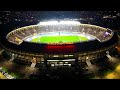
[31,35,88,44]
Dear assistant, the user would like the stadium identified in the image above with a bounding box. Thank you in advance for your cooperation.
[0,20,118,69]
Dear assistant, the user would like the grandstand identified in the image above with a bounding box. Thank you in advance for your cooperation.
[0,21,118,68]
[6,22,113,45]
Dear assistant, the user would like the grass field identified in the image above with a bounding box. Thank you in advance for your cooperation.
[31,35,88,44]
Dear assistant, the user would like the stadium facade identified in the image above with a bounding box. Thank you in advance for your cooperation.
[0,21,118,67]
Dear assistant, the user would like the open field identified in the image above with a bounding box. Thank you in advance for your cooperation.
[31,35,88,44]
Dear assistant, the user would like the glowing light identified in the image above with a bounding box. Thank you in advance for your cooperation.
[86,57,89,59]
[44,45,77,53]
[38,21,58,25]
[47,59,75,62]
[60,21,80,25]
[37,20,81,25]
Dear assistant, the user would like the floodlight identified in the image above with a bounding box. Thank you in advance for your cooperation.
[37,20,81,25]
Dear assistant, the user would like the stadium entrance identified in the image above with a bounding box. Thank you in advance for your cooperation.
[47,59,75,66]
[44,54,76,67]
